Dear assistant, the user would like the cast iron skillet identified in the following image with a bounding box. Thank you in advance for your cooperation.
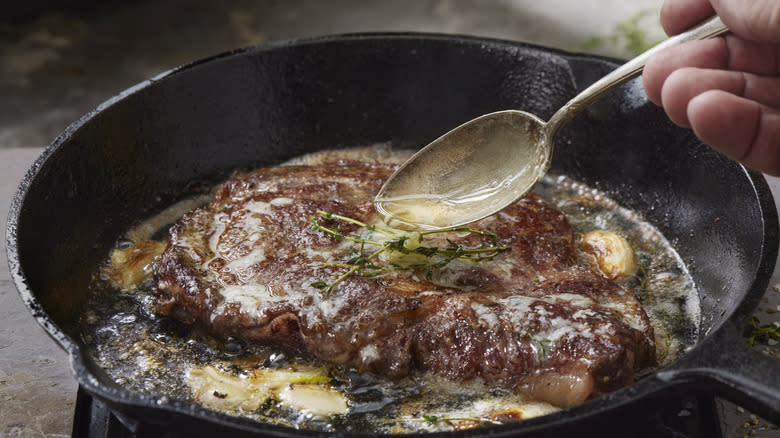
[7,34,780,436]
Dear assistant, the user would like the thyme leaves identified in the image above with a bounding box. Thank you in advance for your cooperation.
[531,336,552,361]
[309,210,508,297]
[417,414,502,427]
[391,415,502,428]
[746,316,780,347]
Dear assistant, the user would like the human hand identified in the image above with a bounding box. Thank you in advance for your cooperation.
[642,0,780,175]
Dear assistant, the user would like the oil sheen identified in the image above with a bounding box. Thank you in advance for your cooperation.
[80,144,700,433]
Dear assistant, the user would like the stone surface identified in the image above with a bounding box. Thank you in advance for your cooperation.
[0,148,77,438]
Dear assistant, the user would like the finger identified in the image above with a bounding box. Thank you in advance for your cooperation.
[644,39,724,105]
[710,0,780,43]
[643,38,730,106]
[660,0,715,36]
[643,37,780,104]
[660,67,780,126]
[662,0,780,43]
[688,90,780,175]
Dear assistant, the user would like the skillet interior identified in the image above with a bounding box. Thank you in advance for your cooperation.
[8,34,777,435]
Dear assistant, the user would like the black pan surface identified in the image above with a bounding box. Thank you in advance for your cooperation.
[7,34,780,436]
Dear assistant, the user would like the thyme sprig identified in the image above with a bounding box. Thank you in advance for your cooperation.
[746,316,780,347]
[532,336,552,361]
[395,414,502,428]
[309,210,508,296]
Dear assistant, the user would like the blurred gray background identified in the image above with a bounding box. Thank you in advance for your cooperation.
[0,0,665,149]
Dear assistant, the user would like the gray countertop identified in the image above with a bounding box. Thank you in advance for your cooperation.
[1,148,77,438]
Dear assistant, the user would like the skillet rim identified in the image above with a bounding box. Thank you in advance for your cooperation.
[5,31,778,435]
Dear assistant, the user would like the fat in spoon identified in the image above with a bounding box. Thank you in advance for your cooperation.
[375,112,549,230]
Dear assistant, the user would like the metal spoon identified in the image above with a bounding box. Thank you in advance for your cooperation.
[375,16,728,230]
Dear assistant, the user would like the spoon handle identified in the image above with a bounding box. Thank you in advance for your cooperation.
[546,15,729,135]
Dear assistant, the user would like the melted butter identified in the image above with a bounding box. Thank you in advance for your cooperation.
[223,247,267,273]
[81,144,700,433]
[374,112,550,230]
[537,174,700,362]
[214,283,281,316]
[375,175,522,230]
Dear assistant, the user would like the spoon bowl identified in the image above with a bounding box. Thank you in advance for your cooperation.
[376,16,729,230]
[375,110,549,229]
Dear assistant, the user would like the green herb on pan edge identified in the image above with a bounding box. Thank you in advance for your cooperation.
[746,316,780,347]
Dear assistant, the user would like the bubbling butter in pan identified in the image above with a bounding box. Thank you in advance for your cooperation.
[83,144,699,433]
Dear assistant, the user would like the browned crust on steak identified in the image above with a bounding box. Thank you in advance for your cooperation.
[153,160,655,407]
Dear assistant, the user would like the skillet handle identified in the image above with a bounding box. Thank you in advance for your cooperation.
[656,321,780,425]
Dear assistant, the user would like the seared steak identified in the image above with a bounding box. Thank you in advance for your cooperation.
[153,160,655,408]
